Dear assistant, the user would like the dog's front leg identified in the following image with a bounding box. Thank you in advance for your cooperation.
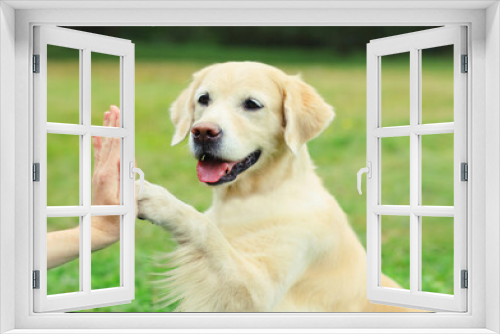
[136,180,241,263]
[136,181,258,309]
[136,180,302,312]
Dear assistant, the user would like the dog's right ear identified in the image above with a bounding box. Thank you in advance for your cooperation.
[170,85,195,146]
[170,66,216,146]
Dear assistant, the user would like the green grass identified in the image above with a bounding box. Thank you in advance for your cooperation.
[45,44,455,312]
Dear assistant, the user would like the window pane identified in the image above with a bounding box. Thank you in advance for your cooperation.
[47,45,80,124]
[91,215,121,290]
[381,136,410,205]
[421,134,454,206]
[421,45,454,124]
[380,215,409,290]
[91,136,122,206]
[47,134,80,206]
[47,217,80,295]
[381,52,410,127]
[421,217,454,295]
[92,53,120,127]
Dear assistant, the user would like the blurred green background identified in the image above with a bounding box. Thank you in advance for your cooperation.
[45,27,455,312]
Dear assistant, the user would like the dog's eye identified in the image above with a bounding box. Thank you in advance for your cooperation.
[198,93,210,106]
[243,99,263,111]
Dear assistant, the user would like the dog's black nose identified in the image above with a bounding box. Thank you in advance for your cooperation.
[191,122,222,143]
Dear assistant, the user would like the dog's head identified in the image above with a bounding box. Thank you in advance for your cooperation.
[170,62,334,186]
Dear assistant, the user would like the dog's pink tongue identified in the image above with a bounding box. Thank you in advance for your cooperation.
[197,160,235,183]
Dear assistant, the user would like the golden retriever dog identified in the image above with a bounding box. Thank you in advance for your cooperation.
[136,61,412,312]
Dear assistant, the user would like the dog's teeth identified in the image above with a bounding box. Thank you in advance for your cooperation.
[201,155,205,161]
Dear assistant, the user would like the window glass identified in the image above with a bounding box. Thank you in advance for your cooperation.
[47,45,80,124]
[381,215,410,290]
[381,136,410,205]
[421,134,454,206]
[421,216,454,294]
[47,217,80,295]
[92,53,120,127]
[91,215,121,290]
[421,45,454,124]
[47,134,80,206]
[381,52,410,127]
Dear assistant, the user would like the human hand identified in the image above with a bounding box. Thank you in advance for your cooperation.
[47,107,123,268]
[91,106,121,244]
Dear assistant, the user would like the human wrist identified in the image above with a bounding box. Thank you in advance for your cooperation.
[91,215,121,248]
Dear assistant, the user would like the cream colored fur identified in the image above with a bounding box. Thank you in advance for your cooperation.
[136,62,415,312]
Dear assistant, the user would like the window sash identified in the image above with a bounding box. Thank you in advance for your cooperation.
[32,25,135,313]
[366,26,468,312]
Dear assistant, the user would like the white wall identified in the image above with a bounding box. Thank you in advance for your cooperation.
[0,2,16,333]
[485,2,500,333]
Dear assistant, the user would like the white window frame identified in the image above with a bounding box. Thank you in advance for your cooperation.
[0,1,499,333]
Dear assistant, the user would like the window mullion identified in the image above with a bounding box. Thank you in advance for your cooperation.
[453,27,468,303]
[121,50,135,294]
[81,48,92,294]
[409,48,420,294]
[46,123,129,137]
[89,126,129,137]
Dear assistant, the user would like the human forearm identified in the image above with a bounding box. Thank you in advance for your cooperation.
[47,216,120,269]
[47,227,80,269]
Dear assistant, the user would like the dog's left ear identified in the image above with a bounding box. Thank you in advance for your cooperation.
[283,75,335,155]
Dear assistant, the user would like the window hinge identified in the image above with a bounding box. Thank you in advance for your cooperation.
[33,54,40,73]
[461,162,468,181]
[33,270,40,289]
[33,163,40,182]
[461,54,468,73]
[461,270,468,289]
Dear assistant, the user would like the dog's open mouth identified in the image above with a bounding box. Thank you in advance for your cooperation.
[196,150,261,185]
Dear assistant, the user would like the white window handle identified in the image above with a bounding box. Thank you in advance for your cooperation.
[129,161,145,195]
[357,162,372,195]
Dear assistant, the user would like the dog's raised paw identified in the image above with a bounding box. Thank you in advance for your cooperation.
[134,180,178,227]
[135,179,154,221]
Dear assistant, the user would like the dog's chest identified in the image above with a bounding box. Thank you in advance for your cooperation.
[209,190,326,226]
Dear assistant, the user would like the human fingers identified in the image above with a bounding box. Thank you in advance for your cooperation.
[102,111,117,158]
[110,105,120,127]
[105,137,121,169]
[92,136,102,168]
[103,111,111,127]
[116,159,121,199]
[109,107,121,161]
[104,106,121,163]
[100,111,112,158]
